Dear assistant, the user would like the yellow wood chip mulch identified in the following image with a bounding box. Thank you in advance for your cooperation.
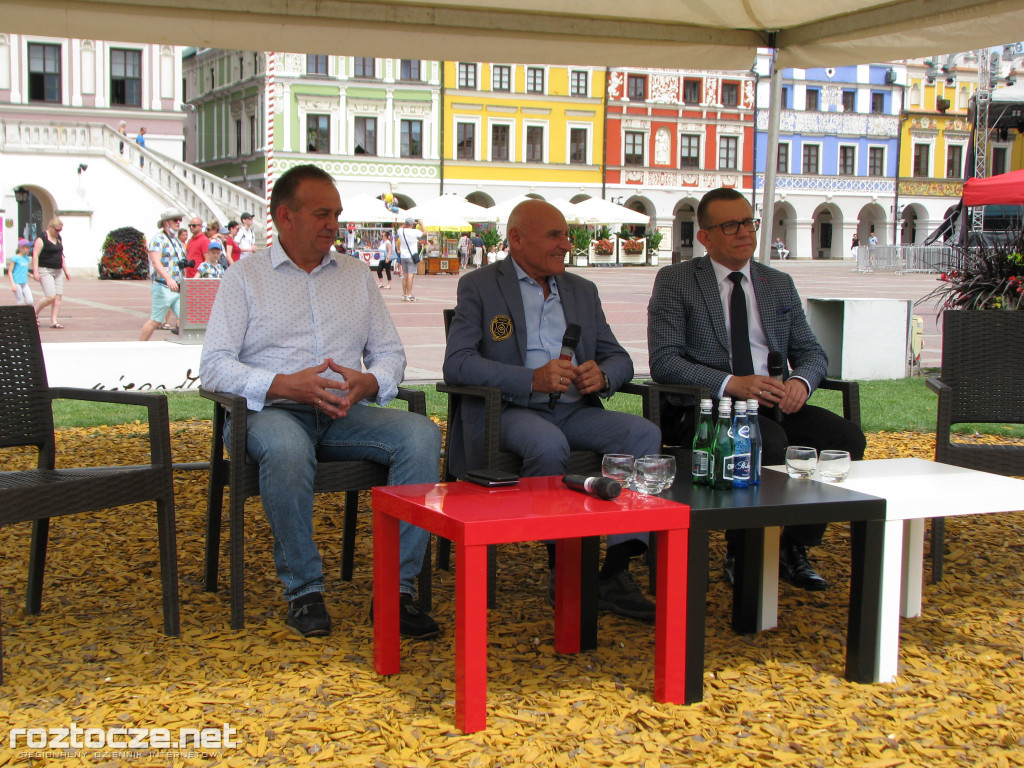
[1,425,1023,767]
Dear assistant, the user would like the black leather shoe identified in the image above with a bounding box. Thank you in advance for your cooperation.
[779,542,828,591]
[369,594,440,640]
[723,555,736,585]
[287,592,331,637]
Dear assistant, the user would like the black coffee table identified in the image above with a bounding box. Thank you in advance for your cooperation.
[658,467,886,704]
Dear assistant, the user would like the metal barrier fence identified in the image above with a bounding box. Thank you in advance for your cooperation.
[854,245,954,274]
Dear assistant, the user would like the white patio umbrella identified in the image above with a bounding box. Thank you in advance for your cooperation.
[491,195,581,224]
[403,194,497,228]
[340,194,400,224]
[571,197,651,227]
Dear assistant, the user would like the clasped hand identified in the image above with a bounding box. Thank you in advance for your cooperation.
[268,358,378,418]
[532,359,605,396]
[725,374,809,414]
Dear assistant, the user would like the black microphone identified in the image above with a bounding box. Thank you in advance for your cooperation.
[548,323,582,410]
[562,474,622,500]
[767,350,786,423]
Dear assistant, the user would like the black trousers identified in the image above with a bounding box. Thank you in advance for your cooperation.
[674,402,866,548]
[376,259,393,282]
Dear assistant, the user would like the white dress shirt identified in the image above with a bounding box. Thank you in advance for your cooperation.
[200,243,406,411]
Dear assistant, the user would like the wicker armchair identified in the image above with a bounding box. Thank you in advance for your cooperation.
[0,305,178,683]
[926,310,1024,581]
[201,388,433,630]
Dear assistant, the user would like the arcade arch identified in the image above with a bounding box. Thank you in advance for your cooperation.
[811,202,844,259]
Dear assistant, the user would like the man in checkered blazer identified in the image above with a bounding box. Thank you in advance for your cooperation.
[648,187,865,591]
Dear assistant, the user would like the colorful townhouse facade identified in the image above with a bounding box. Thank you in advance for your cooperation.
[754,59,904,260]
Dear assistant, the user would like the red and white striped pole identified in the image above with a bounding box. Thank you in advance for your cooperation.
[264,51,276,248]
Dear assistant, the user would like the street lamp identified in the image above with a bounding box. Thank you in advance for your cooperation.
[14,187,29,204]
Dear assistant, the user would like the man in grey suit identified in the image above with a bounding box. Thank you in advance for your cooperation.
[444,199,662,621]
[648,187,865,591]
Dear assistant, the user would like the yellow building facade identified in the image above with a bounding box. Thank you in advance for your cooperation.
[442,62,605,203]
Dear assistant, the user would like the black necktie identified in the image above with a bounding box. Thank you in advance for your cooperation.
[728,272,755,376]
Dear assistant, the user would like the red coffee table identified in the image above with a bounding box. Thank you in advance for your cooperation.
[372,476,691,733]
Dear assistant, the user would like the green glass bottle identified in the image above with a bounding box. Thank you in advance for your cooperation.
[710,398,734,490]
[691,398,715,485]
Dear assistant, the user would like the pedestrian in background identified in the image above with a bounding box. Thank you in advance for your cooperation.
[9,238,35,309]
[377,232,395,289]
[139,208,185,341]
[32,217,70,329]
[135,126,147,167]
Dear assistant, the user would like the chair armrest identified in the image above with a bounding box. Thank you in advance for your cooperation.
[638,380,711,432]
[925,377,954,450]
[924,376,950,396]
[436,382,506,471]
[395,386,427,416]
[817,378,861,428]
[199,389,249,471]
[48,387,172,468]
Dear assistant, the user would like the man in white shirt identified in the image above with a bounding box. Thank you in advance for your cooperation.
[396,217,424,302]
[200,165,441,639]
[235,212,257,256]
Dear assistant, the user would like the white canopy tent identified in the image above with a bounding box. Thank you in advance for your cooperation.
[402,194,498,227]
[340,194,400,225]
[571,198,652,227]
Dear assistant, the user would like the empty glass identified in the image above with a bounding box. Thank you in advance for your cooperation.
[785,446,818,479]
[601,453,635,488]
[632,454,677,495]
[818,450,852,482]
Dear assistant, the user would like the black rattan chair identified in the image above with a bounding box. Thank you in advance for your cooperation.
[201,388,433,630]
[926,310,1024,581]
[0,305,179,683]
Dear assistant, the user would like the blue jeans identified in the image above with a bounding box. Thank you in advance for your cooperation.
[500,399,661,548]
[228,402,441,601]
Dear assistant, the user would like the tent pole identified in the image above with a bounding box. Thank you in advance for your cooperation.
[758,50,783,264]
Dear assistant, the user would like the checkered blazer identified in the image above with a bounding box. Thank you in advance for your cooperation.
[647,256,827,396]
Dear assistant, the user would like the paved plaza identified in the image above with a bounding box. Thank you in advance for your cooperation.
[6,259,946,381]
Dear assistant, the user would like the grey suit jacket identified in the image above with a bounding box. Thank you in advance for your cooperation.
[647,256,827,396]
[443,257,634,477]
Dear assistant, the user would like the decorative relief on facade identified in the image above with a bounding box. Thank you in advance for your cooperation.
[649,74,680,104]
[898,179,964,197]
[702,77,721,108]
[757,174,895,195]
[348,100,384,114]
[821,85,842,112]
[679,122,704,132]
[295,94,340,113]
[277,158,438,179]
[654,128,670,165]
[394,104,432,118]
[742,80,755,110]
[757,109,898,137]
[623,118,647,130]
[622,169,741,189]
[280,54,304,76]
[607,72,624,100]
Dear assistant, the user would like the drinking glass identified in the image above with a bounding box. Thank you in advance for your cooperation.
[601,454,635,488]
[784,446,818,479]
[632,454,676,495]
[817,450,851,482]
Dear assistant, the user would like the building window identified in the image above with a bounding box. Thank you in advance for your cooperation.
[400,60,420,81]
[209,67,215,91]
[780,86,790,108]
[722,82,739,107]
[802,144,820,174]
[777,142,790,173]
[868,147,885,176]
[354,117,377,156]
[991,146,1008,176]
[839,145,856,175]
[235,119,242,157]
[805,88,820,111]
[912,144,930,177]
[527,67,545,94]
[239,55,245,79]
[306,55,328,76]
[841,90,856,112]
[946,144,963,179]
[458,62,477,89]
[871,91,886,114]
[492,65,511,91]
[354,58,375,78]
[680,134,700,168]
[306,115,329,154]
[110,48,141,107]
[719,136,738,170]
[570,70,588,97]
[491,124,509,161]
[28,43,61,103]
[569,127,587,164]
[683,78,700,105]
[624,131,645,166]
[401,120,422,158]
[249,116,256,154]
[456,123,475,160]
[627,74,647,101]
[526,125,543,162]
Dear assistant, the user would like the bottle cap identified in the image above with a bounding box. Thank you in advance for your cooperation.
[734,401,747,413]
[746,398,759,411]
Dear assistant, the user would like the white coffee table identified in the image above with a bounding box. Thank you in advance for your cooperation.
[767,457,1024,682]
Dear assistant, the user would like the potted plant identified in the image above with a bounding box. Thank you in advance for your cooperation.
[621,238,645,255]
[918,232,1024,311]
[592,238,615,256]
[98,226,149,280]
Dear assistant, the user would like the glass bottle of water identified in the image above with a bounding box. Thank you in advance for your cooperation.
[711,398,734,490]
[731,400,751,488]
[691,398,715,485]
[745,399,762,485]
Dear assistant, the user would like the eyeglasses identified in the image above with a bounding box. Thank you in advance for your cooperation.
[189,222,202,227]
[703,218,760,236]
[172,217,183,223]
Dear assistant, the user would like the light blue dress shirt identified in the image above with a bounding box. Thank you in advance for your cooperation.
[199,243,406,411]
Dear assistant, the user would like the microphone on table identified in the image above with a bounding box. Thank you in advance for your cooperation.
[548,322,582,411]
[767,350,786,423]
[562,474,622,500]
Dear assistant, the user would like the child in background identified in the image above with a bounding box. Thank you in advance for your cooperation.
[8,238,35,308]
[196,240,225,278]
